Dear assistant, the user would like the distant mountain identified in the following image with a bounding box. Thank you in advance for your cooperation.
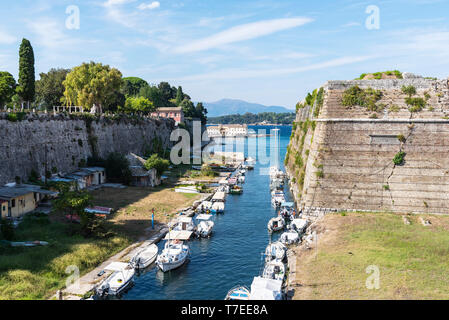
[201,99,293,117]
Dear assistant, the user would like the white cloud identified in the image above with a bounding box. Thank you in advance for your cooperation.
[174,17,314,53]
[342,22,361,28]
[104,0,136,8]
[0,29,17,44]
[138,1,160,10]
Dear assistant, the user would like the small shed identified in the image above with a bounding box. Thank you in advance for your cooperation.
[126,153,160,187]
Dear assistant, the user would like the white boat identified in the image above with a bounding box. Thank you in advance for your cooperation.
[262,260,286,282]
[290,218,308,234]
[197,201,213,212]
[279,231,300,245]
[271,191,285,207]
[239,169,246,175]
[173,216,196,232]
[211,202,225,213]
[195,214,215,238]
[225,286,251,300]
[96,262,135,297]
[249,277,283,300]
[267,216,284,233]
[130,244,158,270]
[246,157,256,165]
[156,240,190,272]
[265,242,287,262]
[238,175,245,183]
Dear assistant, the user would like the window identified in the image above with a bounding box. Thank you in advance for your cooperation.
[11,199,15,208]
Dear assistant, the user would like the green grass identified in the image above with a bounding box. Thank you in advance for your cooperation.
[294,212,449,299]
[0,214,130,300]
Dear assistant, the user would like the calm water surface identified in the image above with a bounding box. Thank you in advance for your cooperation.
[123,125,292,300]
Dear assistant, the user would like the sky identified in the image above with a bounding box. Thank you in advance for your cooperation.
[1,0,449,109]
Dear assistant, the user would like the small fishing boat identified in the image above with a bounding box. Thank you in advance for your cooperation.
[280,202,296,221]
[130,244,158,270]
[270,178,284,191]
[211,202,225,213]
[156,240,190,272]
[195,215,215,238]
[173,217,196,232]
[238,175,245,183]
[262,260,286,282]
[239,169,246,175]
[267,216,284,233]
[246,157,256,165]
[271,191,285,207]
[290,218,308,234]
[96,262,135,297]
[230,185,243,195]
[225,286,251,300]
[197,201,213,213]
[265,242,287,262]
[279,231,300,245]
[249,277,283,300]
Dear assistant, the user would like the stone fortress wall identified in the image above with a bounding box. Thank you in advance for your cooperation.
[286,74,449,215]
[0,113,175,185]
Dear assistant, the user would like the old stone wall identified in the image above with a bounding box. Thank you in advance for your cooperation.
[286,77,449,215]
[0,113,175,185]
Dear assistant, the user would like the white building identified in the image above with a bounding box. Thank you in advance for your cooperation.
[207,124,248,137]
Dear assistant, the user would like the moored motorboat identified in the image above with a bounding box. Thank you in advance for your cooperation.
[211,202,225,213]
[225,286,251,300]
[262,260,286,282]
[195,214,215,238]
[290,218,308,234]
[279,231,300,245]
[156,240,190,272]
[173,216,196,232]
[264,241,287,262]
[267,216,285,233]
[249,277,283,300]
[96,262,135,297]
[238,175,245,183]
[230,185,243,195]
[271,190,285,207]
[130,244,158,270]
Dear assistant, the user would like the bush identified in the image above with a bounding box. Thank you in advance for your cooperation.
[144,154,170,177]
[342,86,382,111]
[406,97,426,113]
[397,134,406,143]
[401,85,416,97]
[393,151,406,166]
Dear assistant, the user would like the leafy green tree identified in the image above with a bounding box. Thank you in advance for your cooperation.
[35,68,70,109]
[63,62,123,111]
[0,71,16,107]
[175,86,184,105]
[17,38,35,107]
[53,190,91,230]
[144,154,170,177]
[122,77,149,97]
[140,85,164,107]
[180,98,196,118]
[195,102,208,124]
[121,96,155,113]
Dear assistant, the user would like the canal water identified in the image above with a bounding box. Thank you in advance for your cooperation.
[123,125,293,300]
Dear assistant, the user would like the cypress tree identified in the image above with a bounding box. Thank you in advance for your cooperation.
[17,38,35,108]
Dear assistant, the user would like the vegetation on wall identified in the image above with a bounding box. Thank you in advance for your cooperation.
[356,70,403,80]
[342,86,383,112]
[393,151,406,166]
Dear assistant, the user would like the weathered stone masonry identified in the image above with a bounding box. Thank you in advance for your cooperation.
[286,78,449,215]
[0,114,175,185]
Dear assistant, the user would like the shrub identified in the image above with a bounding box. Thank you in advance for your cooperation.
[397,134,406,143]
[383,185,390,191]
[315,170,324,178]
[393,151,406,166]
[105,152,132,184]
[406,97,426,112]
[402,85,416,97]
[342,86,382,111]
[389,105,400,113]
[144,154,170,177]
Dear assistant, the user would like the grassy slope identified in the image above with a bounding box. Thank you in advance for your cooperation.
[293,212,449,300]
[0,184,202,300]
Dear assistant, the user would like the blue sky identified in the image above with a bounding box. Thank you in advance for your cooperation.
[1,0,449,108]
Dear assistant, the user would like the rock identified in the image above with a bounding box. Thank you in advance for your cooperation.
[402,72,423,79]
[402,216,411,225]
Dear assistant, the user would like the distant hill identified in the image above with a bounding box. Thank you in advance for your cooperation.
[202,99,292,117]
